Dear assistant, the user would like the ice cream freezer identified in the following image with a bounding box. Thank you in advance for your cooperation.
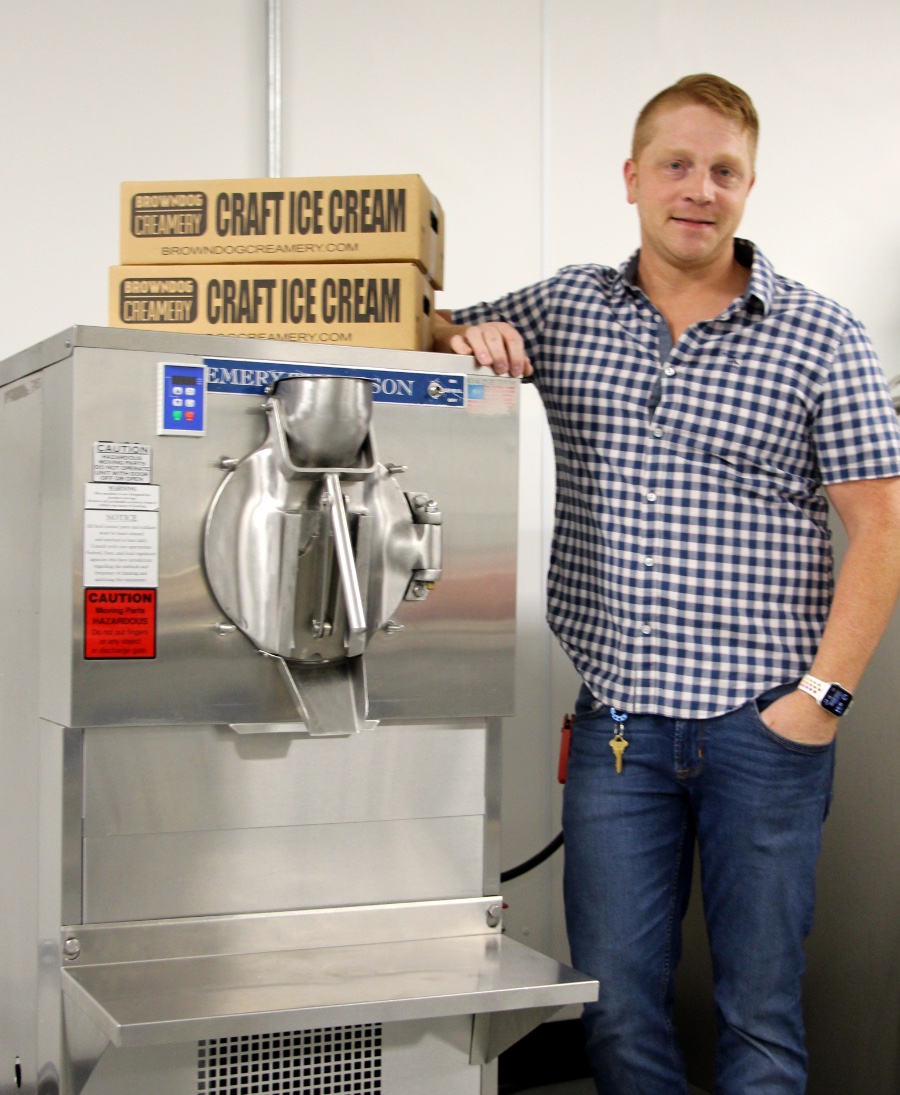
[0,326,596,1095]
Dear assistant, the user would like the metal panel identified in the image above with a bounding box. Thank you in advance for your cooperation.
[84,816,485,922]
[82,721,486,836]
[62,899,504,966]
[0,359,44,1095]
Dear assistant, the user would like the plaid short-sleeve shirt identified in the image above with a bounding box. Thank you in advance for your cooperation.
[453,240,900,718]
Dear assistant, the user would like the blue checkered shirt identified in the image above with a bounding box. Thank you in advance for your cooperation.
[453,241,900,718]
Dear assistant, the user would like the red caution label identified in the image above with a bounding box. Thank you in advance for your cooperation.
[84,588,157,659]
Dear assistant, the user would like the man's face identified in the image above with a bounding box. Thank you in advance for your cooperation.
[624,102,755,273]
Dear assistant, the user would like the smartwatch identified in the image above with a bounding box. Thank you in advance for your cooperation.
[798,674,854,716]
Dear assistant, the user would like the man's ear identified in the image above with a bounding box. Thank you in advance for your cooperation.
[624,159,638,205]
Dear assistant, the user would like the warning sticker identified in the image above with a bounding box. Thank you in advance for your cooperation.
[85,483,160,511]
[84,588,157,659]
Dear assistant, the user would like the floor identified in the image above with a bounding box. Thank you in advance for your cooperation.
[526,1083,709,1094]
[523,1082,596,1095]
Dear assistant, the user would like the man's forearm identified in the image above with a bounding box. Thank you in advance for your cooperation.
[759,476,900,744]
[810,478,900,690]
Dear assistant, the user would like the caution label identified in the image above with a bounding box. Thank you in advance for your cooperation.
[92,441,152,483]
[84,588,157,659]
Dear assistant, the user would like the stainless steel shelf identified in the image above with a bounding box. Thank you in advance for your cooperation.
[62,933,598,1049]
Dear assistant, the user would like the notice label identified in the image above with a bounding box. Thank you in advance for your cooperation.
[84,589,157,659]
[83,510,159,588]
[92,442,152,483]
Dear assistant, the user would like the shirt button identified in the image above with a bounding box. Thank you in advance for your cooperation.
[646,491,657,502]
[664,366,676,377]
[641,624,653,635]
[652,427,663,438]
[643,557,654,567]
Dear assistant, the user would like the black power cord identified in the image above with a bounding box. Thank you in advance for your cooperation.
[500,830,564,883]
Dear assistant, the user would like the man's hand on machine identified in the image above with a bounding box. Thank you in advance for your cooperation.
[434,310,533,378]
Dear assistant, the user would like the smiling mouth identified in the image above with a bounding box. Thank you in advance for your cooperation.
[672,217,715,226]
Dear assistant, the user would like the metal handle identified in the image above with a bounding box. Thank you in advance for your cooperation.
[325,473,367,655]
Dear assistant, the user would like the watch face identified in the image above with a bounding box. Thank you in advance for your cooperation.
[822,684,853,716]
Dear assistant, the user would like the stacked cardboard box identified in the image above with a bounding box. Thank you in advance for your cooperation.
[109,175,444,350]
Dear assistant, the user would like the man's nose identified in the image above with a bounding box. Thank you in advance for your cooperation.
[688,173,715,203]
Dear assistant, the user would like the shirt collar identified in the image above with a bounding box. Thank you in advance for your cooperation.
[615,238,774,317]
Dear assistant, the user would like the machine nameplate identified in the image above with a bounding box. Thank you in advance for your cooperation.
[205,357,465,406]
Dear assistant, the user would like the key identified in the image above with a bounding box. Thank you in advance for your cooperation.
[609,733,629,773]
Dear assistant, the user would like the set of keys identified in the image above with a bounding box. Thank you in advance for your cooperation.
[609,708,629,773]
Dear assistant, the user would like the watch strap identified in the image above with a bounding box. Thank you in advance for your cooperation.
[798,674,829,703]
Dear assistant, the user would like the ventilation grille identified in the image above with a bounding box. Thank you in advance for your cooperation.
[198,1025,382,1095]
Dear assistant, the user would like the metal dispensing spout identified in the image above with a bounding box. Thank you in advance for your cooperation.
[264,376,374,661]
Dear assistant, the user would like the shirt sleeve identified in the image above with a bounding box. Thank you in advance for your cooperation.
[451,275,557,375]
[814,318,900,483]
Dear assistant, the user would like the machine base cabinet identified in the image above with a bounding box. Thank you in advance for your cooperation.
[69,1020,489,1095]
[0,328,596,1095]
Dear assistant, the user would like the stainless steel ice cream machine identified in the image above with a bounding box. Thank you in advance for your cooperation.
[0,327,596,1095]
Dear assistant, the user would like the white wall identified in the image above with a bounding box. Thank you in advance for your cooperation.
[2,3,899,1088]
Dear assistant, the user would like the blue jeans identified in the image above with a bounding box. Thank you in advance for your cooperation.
[562,682,836,1095]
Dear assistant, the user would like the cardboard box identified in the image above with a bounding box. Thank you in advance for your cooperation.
[120,174,445,288]
[109,263,434,351]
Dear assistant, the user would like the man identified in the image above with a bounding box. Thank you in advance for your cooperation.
[433,74,900,1094]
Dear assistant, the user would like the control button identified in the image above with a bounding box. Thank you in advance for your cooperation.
[185,411,195,421]
[172,410,183,421]
[172,386,183,395]
[172,398,183,407]
[185,387,196,396]
[185,398,196,407]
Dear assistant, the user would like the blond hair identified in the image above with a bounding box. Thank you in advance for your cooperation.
[632,74,759,162]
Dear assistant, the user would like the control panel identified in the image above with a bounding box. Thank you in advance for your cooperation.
[157,362,206,435]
